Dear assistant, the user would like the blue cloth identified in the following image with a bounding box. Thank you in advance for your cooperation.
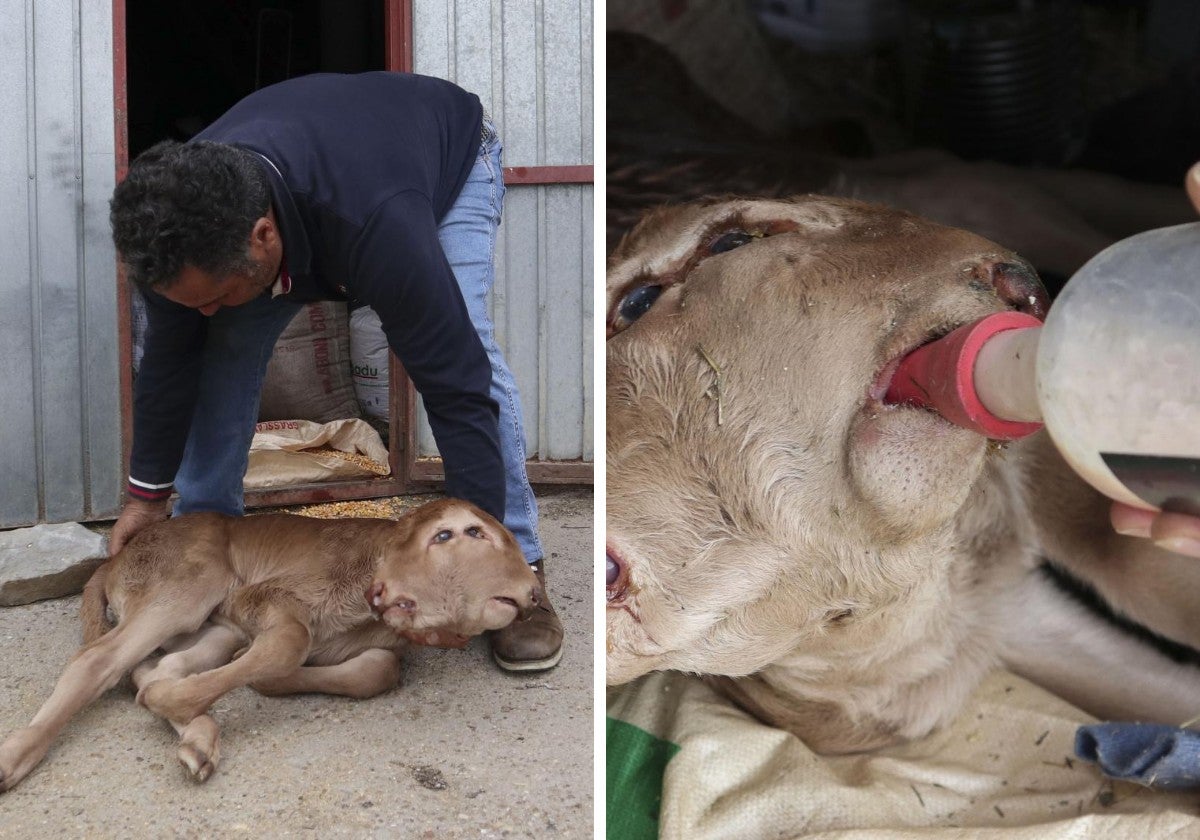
[1075,722,1200,789]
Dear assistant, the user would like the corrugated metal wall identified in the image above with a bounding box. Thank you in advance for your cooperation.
[413,0,594,463]
[0,0,122,528]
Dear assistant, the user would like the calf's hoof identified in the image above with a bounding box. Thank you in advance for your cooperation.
[177,716,220,783]
[0,726,51,792]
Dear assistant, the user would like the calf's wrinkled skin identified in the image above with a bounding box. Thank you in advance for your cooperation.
[606,196,1200,754]
[0,498,538,790]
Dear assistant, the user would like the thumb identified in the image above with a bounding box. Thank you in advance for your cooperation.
[1185,162,1200,217]
[1150,511,1200,559]
[1110,501,1154,539]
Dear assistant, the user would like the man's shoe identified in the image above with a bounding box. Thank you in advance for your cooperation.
[491,559,564,671]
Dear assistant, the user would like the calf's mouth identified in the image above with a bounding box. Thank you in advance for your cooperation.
[868,258,1048,414]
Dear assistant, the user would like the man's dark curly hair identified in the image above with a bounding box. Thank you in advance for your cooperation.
[110,140,271,290]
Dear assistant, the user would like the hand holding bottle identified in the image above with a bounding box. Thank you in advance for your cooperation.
[887,161,1200,559]
[1109,162,1200,559]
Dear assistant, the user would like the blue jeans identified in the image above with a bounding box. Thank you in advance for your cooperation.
[435,120,543,562]
[173,119,544,564]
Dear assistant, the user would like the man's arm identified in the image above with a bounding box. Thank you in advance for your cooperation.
[350,192,505,521]
[111,292,207,554]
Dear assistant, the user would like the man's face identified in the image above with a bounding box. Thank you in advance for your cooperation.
[159,264,275,316]
[155,212,282,316]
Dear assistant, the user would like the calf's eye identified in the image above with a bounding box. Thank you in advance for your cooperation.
[708,230,754,254]
[606,552,629,603]
[616,284,663,326]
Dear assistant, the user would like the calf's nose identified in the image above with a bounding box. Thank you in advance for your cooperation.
[974,259,1048,319]
[494,585,539,621]
[520,586,541,620]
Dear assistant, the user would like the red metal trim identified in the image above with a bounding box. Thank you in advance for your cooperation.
[410,458,594,485]
[388,348,405,484]
[390,351,438,497]
[387,0,426,495]
[503,164,593,185]
[242,459,591,509]
[114,0,133,503]
[515,461,595,484]
[246,477,406,509]
[384,0,413,73]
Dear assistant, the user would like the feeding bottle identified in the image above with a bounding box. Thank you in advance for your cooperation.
[886,222,1200,515]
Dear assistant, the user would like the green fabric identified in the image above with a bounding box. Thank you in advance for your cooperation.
[606,716,681,840]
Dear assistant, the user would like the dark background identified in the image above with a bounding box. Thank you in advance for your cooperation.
[606,0,1200,290]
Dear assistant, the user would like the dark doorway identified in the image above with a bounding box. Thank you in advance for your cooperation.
[126,0,386,157]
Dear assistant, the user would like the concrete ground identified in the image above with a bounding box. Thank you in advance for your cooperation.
[0,489,594,839]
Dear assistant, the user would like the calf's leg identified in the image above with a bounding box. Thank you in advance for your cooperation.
[139,586,311,724]
[132,623,246,781]
[0,600,217,792]
[251,648,402,699]
[996,568,1200,727]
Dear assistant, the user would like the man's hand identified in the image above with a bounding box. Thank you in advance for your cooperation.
[1107,161,1200,559]
[1186,161,1200,213]
[1112,502,1200,559]
[109,498,170,556]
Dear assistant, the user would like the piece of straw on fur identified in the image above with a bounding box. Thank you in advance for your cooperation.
[697,344,724,426]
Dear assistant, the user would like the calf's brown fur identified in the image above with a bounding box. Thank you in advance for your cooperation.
[606,196,1200,754]
[0,498,538,791]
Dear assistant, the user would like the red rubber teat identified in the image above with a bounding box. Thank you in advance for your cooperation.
[884,311,1044,440]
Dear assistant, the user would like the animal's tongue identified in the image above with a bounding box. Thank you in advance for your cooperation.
[884,311,1044,440]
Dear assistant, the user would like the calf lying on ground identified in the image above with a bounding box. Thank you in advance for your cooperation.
[0,498,538,790]
[605,196,1200,754]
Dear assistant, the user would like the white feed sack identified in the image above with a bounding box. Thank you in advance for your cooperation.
[243,418,390,489]
[607,671,1200,839]
[260,301,362,424]
[349,305,391,423]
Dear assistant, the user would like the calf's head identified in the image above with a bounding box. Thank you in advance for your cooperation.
[606,196,1046,685]
[367,499,538,647]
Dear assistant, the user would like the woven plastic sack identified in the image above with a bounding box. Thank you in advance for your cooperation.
[259,302,362,424]
[244,418,389,489]
[607,670,1200,839]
